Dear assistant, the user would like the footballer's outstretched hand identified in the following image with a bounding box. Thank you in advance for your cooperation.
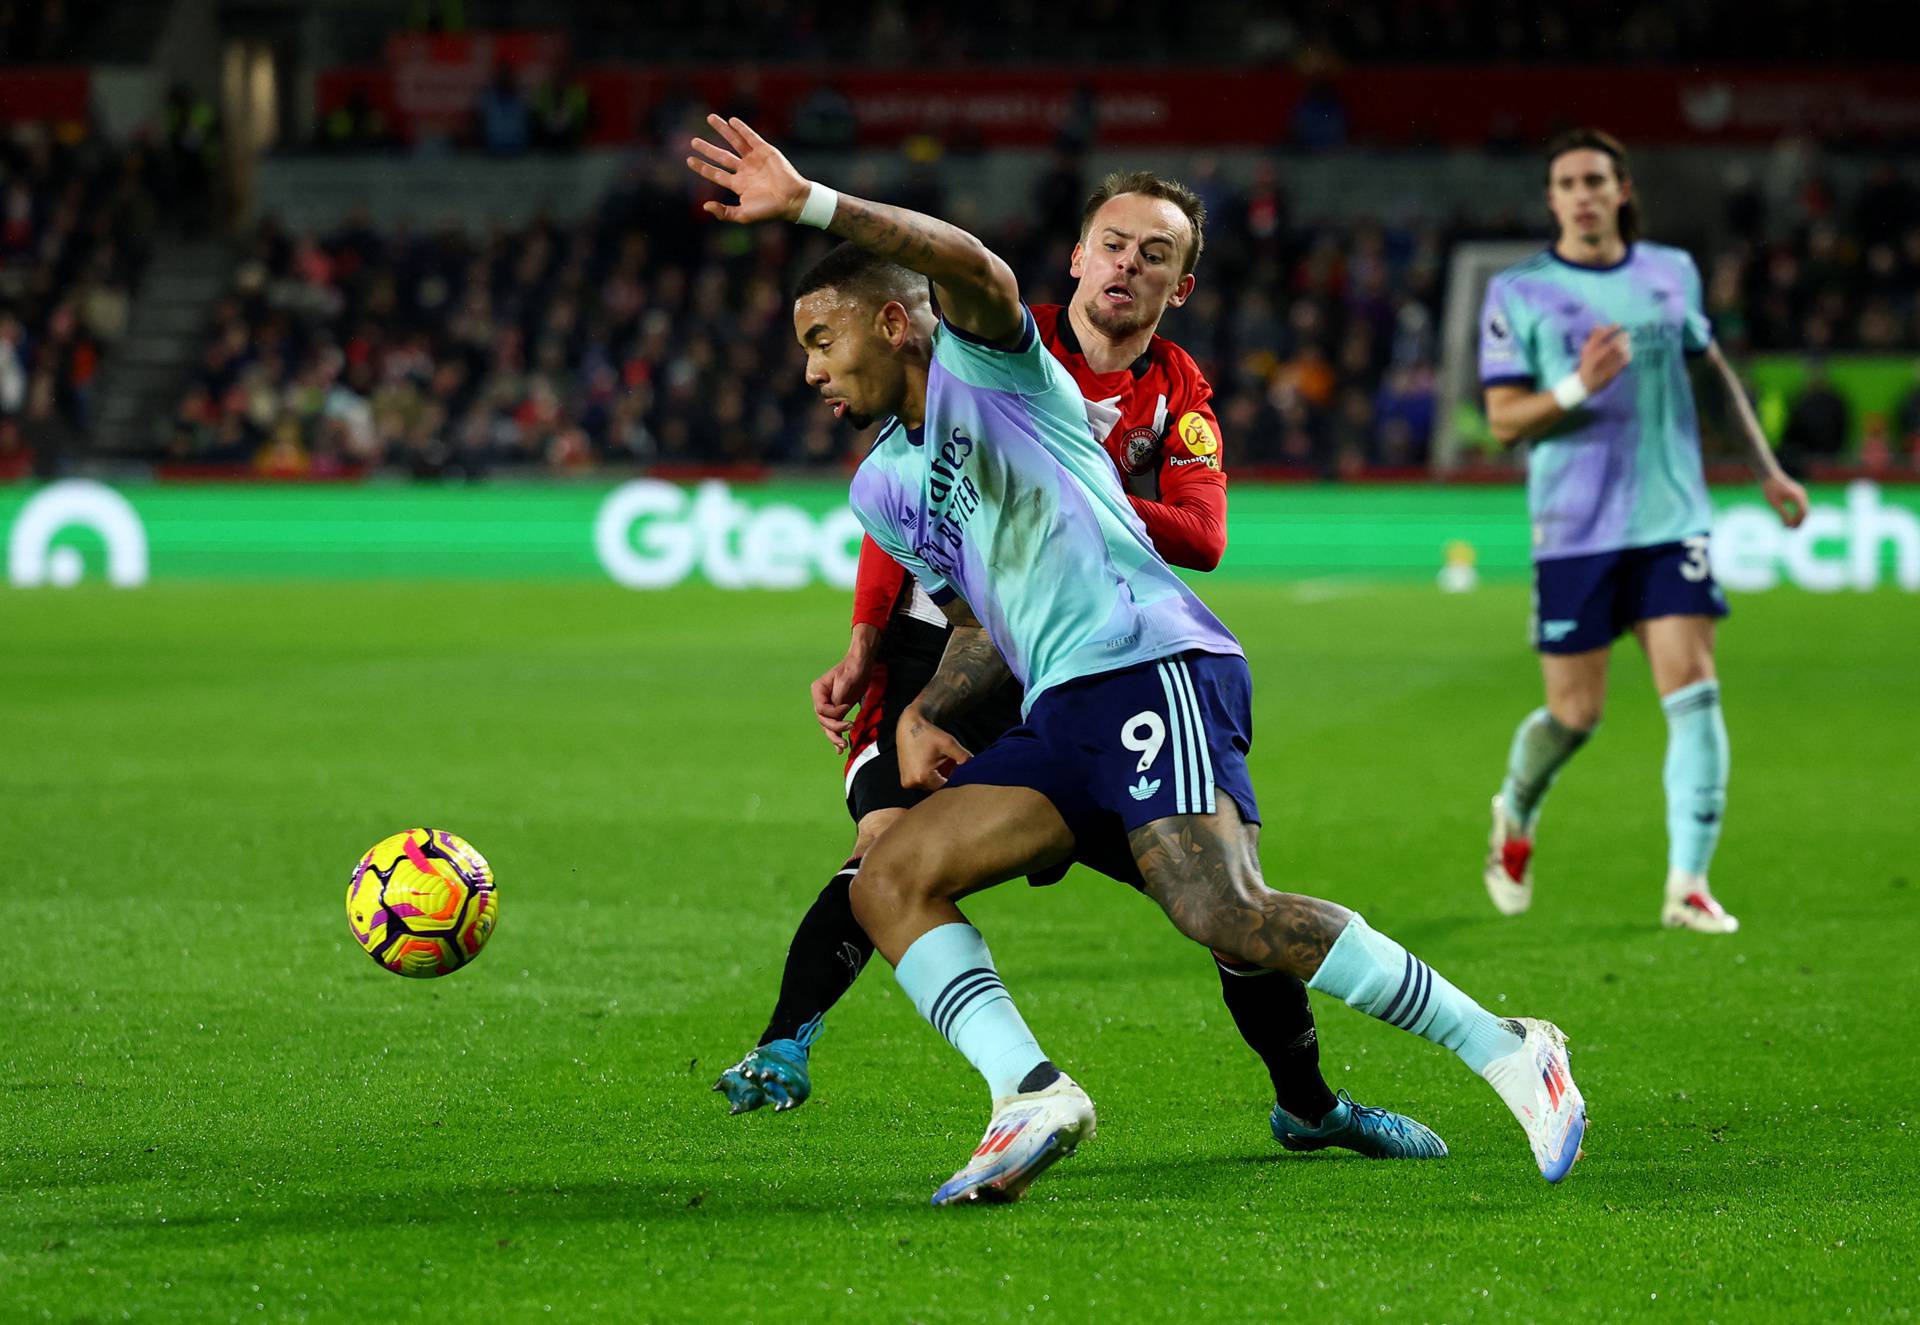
[1763,472,1809,528]
[686,114,807,225]
[896,703,971,791]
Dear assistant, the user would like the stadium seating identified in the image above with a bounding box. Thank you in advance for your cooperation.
[0,128,167,474]
[163,154,1920,476]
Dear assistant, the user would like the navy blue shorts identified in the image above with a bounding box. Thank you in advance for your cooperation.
[944,650,1260,888]
[1532,537,1729,654]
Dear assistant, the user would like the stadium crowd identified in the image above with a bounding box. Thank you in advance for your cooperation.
[0,127,166,470]
[164,148,1920,478]
[0,0,94,62]
[543,0,1884,66]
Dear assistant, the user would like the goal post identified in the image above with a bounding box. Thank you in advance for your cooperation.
[1434,240,1542,472]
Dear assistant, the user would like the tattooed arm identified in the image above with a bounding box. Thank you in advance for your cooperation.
[824,195,1022,346]
[895,597,1013,791]
[685,113,1023,345]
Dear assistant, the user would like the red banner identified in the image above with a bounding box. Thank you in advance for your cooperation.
[0,68,90,125]
[377,30,568,141]
[315,60,1920,148]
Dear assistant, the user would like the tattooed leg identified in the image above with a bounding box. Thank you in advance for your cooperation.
[1129,797,1522,1071]
[1127,797,1350,979]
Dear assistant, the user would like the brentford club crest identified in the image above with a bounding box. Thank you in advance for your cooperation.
[1120,426,1161,474]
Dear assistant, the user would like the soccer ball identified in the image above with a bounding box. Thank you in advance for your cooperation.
[346,829,498,977]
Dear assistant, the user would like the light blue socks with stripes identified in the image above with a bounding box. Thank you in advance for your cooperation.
[1307,915,1522,1074]
[1498,707,1592,830]
[1661,680,1729,875]
[895,923,1049,1100]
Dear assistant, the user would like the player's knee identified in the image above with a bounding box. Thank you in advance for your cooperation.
[1162,885,1269,962]
[850,807,906,860]
[1549,695,1604,733]
[1662,660,1716,695]
[849,844,910,928]
[849,833,955,929]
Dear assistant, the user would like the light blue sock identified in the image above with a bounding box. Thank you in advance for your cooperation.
[1498,707,1592,830]
[895,923,1048,1099]
[1307,915,1521,1074]
[1661,680,1729,875]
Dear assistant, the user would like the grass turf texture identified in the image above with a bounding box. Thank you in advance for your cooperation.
[2,580,1914,1323]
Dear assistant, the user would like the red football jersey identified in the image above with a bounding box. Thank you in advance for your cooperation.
[850,304,1228,630]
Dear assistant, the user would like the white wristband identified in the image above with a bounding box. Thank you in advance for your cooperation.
[1551,372,1590,411]
[797,182,838,229]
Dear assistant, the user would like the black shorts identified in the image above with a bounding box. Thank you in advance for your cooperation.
[843,616,1025,823]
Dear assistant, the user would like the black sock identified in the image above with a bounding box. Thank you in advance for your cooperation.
[1214,955,1339,1126]
[758,859,874,1047]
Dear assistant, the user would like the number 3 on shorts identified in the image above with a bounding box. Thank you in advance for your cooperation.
[1121,711,1166,773]
[1681,536,1710,583]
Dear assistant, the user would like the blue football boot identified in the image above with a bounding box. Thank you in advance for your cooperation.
[1271,1089,1449,1159]
[712,1038,813,1115]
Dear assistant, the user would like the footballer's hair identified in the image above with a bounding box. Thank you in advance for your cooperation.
[1079,170,1208,275]
[1545,127,1640,245]
[792,242,931,311]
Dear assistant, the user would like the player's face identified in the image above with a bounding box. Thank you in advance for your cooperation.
[793,289,909,429]
[1069,194,1197,340]
[1547,149,1630,247]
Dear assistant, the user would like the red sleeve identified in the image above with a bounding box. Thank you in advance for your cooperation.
[851,534,909,630]
[1131,380,1228,572]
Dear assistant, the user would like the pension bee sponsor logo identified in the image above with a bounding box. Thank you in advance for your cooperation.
[1174,412,1220,468]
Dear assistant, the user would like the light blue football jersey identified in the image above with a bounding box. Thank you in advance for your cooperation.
[1479,242,1715,560]
[849,308,1241,712]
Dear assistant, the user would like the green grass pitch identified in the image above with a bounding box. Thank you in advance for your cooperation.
[3,579,1914,1322]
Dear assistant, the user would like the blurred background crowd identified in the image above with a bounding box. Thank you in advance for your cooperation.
[3,0,1917,481]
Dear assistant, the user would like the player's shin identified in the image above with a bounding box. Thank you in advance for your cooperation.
[895,922,1057,1100]
[1660,680,1728,876]
[1214,954,1337,1125]
[1305,915,1523,1073]
[1499,707,1592,829]
[758,858,873,1048]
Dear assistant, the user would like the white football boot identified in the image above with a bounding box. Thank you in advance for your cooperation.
[1661,869,1740,934]
[1483,796,1534,916]
[931,1073,1096,1206]
[1480,1017,1586,1183]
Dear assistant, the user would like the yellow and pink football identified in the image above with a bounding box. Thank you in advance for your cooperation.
[346,829,498,977]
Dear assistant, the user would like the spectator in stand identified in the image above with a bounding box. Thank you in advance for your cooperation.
[0,312,26,419]
[320,88,394,152]
[162,82,222,232]
[1780,359,1851,470]
[532,67,594,152]
[1896,360,1920,466]
[475,66,532,156]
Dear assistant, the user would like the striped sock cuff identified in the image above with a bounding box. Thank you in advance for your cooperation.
[1661,679,1721,718]
[1376,951,1436,1031]
[928,967,1009,1044]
